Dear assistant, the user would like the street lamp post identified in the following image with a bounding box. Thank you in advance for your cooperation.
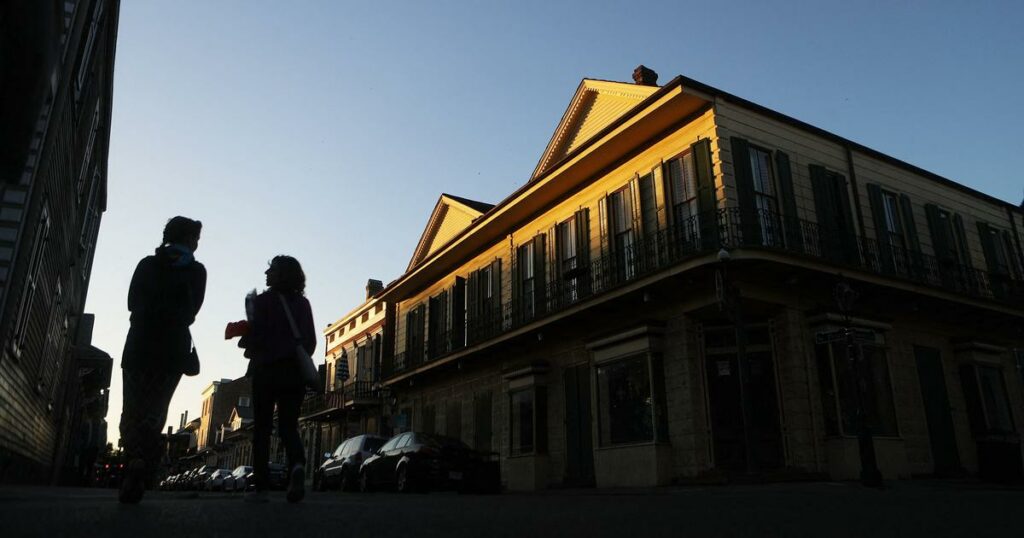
[834,281,883,487]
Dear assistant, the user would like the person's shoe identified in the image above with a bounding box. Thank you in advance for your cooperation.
[286,465,305,503]
[243,490,269,504]
[118,459,146,504]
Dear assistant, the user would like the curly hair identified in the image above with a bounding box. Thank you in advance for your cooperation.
[267,255,306,295]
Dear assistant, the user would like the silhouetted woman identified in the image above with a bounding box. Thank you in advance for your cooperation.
[238,255,316,503]
[120,216,206,504]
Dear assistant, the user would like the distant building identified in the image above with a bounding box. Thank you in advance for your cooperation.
[0,1,120,484]
[376,68,1024,489]
[197,378,251,450]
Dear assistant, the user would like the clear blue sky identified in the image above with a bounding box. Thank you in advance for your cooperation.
[90,0,1024,445]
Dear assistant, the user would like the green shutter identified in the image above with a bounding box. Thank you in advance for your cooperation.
[575,208,591,297]
[511,245,522,323]
[466,270,479,342]
[598,196,609,258]
[924,204,953,263]
[898,194,922,277]
[774,151,802,251]
[452,277,465,348]
[952,214,972,268]
[691,138,718,249]
[977,222,1000,273]
[533,233,547,315]
[810,165,856,263]
[730,137,761,245]
[866,183,894,273]
[1002,230,1023,279]
[491,258,502,323]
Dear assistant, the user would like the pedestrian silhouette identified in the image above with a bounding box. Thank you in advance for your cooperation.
[232,255,316,503]
[119,216,206,504]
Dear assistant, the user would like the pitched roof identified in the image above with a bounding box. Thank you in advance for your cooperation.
[531,79,659,181]
[443,193,494,214]
[407,194,493,271]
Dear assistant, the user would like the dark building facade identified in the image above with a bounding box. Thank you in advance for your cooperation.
[0,0,119,483]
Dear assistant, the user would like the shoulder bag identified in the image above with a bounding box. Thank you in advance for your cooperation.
[277,293,321,390]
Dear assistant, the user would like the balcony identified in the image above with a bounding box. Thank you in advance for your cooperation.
[385,208,1023,379]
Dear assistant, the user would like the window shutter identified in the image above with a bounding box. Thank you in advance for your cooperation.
[575,208,591,267]
[639,173,658,237]
[662,160,678,227]
[730,137,761,245]
[427,295,438,358]
[533,233,546,315]
[924,204,953,263]
[958,364,986,434]
[466,270,479,342]
[774,151,802,251]
[866,183,894,273]
[548,225,558,278]
[415,303,426,364]
[1002,230,1023,279]
[452,277,466,348]
[598,196,609,257]
[628,175,642,234]
[511,246,522,322]
[810,165,838,261]
[898,194,921,253]
[491,258,502,326]
[691,138,718,249]
[952,214,972,268]
[977,222,1000,273]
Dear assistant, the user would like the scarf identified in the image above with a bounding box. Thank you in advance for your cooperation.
[164,243,195,267]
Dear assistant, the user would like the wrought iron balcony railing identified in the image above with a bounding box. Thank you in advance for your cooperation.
[384,208,1022,378]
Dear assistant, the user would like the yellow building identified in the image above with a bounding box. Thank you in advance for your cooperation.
[377,66,1024,489]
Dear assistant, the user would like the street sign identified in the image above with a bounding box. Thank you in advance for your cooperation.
[815,329,846,345]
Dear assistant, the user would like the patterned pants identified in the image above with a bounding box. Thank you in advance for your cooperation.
[119,368,181,478]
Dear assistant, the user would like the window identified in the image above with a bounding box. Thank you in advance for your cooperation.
[815,338,898,437]
[961,363,1015,435]
[558,216,578,301]
[10,205,51,359]
[517,241,536,319]
[428,290,451,358]
[666,151,698,230]
[509,388,546,456]
[238,397,251,408]
[75,0,105,100]
[609,187,635,280]
[596,354,668,445]
[749,146,778,244]
[638,173,658,237]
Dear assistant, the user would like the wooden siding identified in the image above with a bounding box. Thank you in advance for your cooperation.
[713,98,1020,270]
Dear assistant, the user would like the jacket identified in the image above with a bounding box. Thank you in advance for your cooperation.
[238,290,316,373]
[121,246,207,373]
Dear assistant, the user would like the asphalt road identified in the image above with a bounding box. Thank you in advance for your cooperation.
[1,480,1022,538]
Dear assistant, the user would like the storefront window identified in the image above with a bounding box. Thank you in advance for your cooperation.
[815,340,899,437]
[510,388,546,456]
[596,354,665,446]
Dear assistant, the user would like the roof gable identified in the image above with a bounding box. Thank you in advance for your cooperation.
[408,194,493,271]
[531,79,659,180]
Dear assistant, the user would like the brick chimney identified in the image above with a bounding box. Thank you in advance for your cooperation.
[633,65,658,86]
[366,279,384,299]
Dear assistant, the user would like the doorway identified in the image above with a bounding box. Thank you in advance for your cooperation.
[564,363,595,486]
[914,346,961,475]
[703,325,784,473]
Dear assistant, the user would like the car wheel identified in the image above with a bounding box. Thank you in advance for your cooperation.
[359,469,373,493]
[396,466,413,494]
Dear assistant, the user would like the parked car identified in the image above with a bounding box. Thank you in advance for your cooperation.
[204,468,233,491]
[314,434,387,492]
[224,466,253,492]
[190,465,216,490]
[359,432,499,494]
[239,463,288,491]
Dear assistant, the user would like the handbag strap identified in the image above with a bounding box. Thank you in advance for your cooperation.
[276,293,302,341]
